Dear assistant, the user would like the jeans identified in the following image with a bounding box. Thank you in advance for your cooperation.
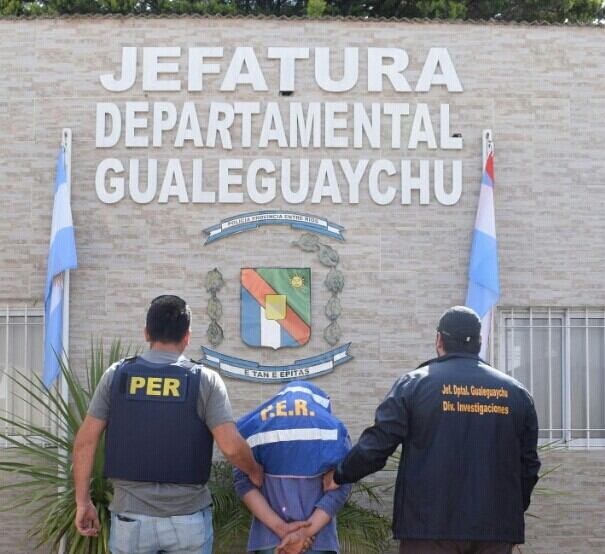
[109,507,213,554]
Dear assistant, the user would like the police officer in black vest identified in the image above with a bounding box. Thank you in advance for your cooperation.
[324,306,541,554]
[73,295,264,553]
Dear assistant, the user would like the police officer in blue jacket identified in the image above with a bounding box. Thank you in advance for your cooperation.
[325,306,541,554]
[72,295,263,554]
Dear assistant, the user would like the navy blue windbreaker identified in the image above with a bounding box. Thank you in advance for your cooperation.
[334,353,541,544]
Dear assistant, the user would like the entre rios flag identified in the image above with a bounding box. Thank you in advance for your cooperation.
[241,268,311,350]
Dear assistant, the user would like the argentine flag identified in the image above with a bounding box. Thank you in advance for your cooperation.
[465,149,499,360]
[43,147,77,387]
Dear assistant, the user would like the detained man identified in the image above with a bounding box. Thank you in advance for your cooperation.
[233,381,352,554]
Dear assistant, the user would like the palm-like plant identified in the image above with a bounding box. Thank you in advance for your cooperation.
[0,340,130,553]
[0,341,392,554]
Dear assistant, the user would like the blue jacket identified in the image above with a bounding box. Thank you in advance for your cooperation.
[334,354,541,544]
[234,381,352,552]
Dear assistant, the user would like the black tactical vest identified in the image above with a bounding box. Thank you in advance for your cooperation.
[104,358,214,484]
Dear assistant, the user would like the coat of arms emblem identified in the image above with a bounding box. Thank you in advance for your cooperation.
[241,267,311,349]
[201,211,351,382]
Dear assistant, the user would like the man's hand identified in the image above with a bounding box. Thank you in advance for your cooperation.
[323,469,339,492]
[73,416,106,538]
[276,527,315,554]
[276,520,311,540]
[249,462,264,488]
[75,501,100,537]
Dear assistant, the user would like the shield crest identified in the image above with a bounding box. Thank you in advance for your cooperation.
[241,268,311,349]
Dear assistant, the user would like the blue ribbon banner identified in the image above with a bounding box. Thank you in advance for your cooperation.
[203,210,345,244]
[200,343,353,383]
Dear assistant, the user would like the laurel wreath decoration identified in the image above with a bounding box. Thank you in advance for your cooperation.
[205,267,225,347]
[292,233,344,346]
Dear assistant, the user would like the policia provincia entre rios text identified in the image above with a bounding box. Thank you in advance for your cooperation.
[95,46,465,206]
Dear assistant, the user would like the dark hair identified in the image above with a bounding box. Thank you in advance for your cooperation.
[441,332,481,355]
[146,295,191,343]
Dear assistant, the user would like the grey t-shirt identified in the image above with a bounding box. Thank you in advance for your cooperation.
[88,349,234,517]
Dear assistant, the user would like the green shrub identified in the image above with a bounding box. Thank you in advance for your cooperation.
[306,0,326,18]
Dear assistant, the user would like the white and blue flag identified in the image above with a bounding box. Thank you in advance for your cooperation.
[465,150,499,359]
[43,147,77,387]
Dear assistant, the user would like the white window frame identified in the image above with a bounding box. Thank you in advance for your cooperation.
[498,307,605,449]
[0,305,49,448]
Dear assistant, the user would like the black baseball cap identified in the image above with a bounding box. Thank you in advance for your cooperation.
[437,306,482,344]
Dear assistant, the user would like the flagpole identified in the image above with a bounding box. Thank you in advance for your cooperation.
[482,129,495,366]
[58,128,72,554]
[61,129,71,411]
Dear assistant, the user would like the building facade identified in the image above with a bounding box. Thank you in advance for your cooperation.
[0,15,604,553]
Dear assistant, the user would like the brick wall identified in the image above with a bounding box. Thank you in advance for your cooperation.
[0,16,604,553]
